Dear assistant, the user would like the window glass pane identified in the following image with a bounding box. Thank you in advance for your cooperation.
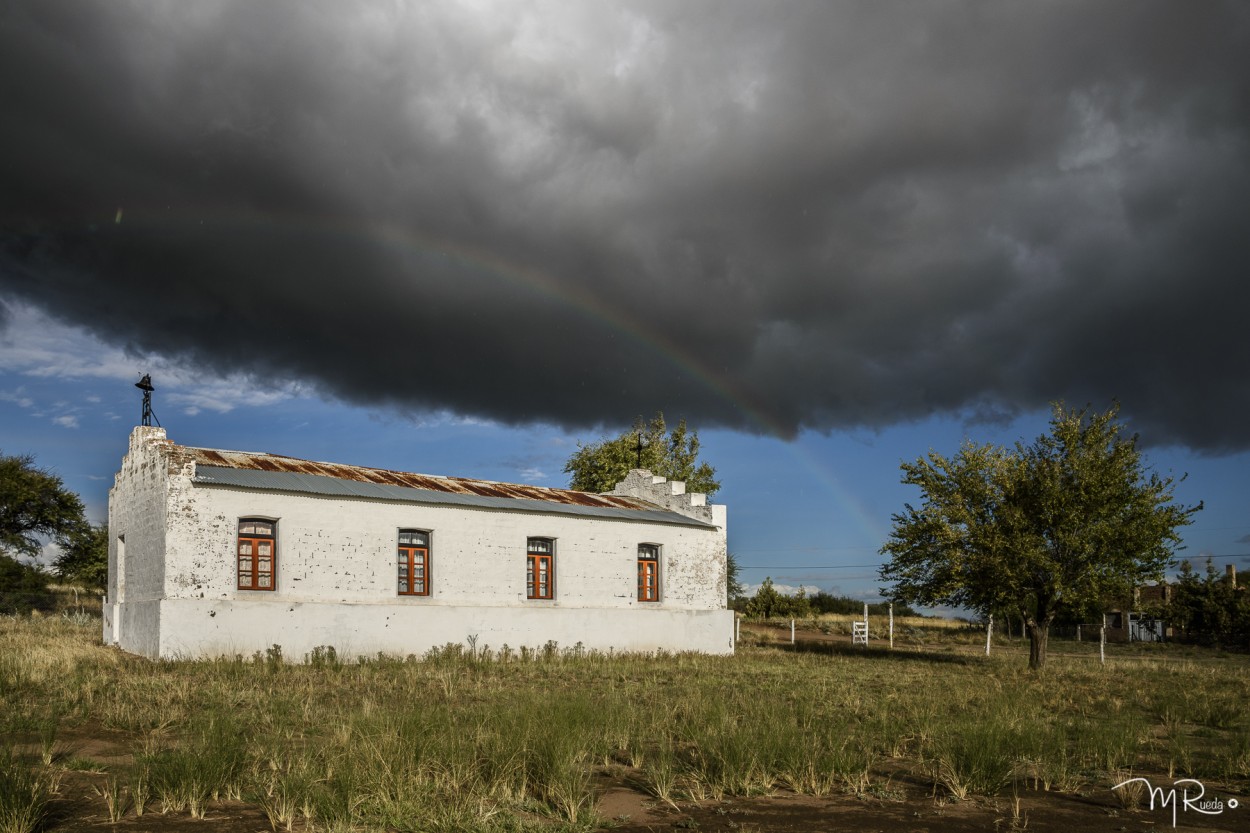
[258,541,271,556]
[399,530,428,546]
[240,520,274,536]
[239,541,253,556]
[535,556,550,597]
[238,557,252,572]
[528,538,552,554]
[639,544,658,560]
[258,575,271,587]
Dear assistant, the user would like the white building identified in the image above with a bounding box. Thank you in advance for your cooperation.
[104,426,732,660]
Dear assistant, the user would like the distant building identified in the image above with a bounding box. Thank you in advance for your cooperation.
[1103,566,1242,643]
[104,427,732,660]
[1103,582,1172,643]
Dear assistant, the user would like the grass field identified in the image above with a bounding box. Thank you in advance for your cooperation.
[1,606,1248,833]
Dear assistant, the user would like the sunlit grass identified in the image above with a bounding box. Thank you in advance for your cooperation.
[1,608,1248,831]
[0,749,50,833]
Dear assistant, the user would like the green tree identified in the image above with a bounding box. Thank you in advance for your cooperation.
[1166,559,1250,648]
[879,403,1201,670]
[743,577,812,619]
[53,521,109,590]
[0,453,86,560]
[564,413,720,496]
[726,552,745,604]
[744,577,784,618]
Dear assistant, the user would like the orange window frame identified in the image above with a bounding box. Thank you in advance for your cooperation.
[237,520,276,591]
[526,538,555,599]
[638,545,660,602]
[398,545,429,596]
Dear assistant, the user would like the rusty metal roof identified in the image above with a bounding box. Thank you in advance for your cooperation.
[184,446,715,528]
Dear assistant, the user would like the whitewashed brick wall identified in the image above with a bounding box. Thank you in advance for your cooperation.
[106,428,733,659]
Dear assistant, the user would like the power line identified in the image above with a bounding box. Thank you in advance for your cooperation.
[735,560,885,567]
[733,544,879,552]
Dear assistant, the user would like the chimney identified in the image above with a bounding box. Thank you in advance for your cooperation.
[1227,564,1237,588]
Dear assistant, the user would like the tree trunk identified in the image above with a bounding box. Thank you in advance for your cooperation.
[1025,615,1054,670]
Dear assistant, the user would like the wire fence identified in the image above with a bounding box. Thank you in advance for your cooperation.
[739,615,1239,666]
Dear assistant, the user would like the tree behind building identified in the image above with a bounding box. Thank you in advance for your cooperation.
[563,413,720,496]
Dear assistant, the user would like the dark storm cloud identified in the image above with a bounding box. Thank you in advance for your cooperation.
[2,2,1249,445]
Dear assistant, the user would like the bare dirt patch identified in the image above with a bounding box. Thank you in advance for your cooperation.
[41,771,1250,833]
[597,766,1250,833]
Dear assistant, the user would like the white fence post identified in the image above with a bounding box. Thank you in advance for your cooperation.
[790,618,795,645]
[888,602,894,650]
[1100,624,1106,665]
[985,614,993,656]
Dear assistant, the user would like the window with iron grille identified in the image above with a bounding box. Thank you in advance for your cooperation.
[237,518,276,591]
[398,529,430,596]
[526,537,555,599]
[637,544,660,602]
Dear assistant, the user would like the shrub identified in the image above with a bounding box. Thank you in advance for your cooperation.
[0,556,54,616]
[744,578,811,619]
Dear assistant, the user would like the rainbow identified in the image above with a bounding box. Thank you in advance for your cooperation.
[117,208,887,547]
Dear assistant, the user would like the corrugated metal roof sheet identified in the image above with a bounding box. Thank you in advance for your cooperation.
[183,447,714,529]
